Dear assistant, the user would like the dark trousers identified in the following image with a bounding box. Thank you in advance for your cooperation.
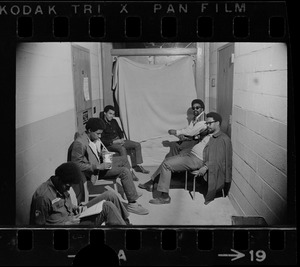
[107,139,143,167]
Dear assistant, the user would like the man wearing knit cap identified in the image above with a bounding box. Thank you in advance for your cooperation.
[166,98,207,158]
[30,162,131,225]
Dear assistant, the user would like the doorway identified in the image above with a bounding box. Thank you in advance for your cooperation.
[217,43,234,137]
[71,45,92,134]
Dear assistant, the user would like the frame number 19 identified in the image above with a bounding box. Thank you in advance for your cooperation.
[249,250,266,262]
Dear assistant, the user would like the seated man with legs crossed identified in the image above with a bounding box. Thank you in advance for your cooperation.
[30,162,130,226]
[165,99,207,158]
[138,112,232,205]
[69,118,149,215]
[100,105,150,176]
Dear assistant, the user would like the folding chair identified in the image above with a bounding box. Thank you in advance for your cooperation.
[184,170,205,200]
[184,170,224,200]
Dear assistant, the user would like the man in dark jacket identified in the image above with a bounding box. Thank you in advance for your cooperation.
[194,112,232,204]
[30,162,130,225]
[100,105,149,174]
[139,112,232,205]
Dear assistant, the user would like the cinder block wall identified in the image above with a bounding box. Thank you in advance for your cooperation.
[230,43,287,225]
[16,43,103,225]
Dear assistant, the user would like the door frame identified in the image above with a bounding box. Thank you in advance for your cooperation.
[71,44,92,133]
[216,42,234,137]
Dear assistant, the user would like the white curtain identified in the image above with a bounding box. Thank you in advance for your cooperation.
[115,56,197,165]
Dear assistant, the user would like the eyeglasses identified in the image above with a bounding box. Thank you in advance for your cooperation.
[192,106,202,110]
[205,121,216,125]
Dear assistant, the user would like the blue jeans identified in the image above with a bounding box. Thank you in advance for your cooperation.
[152,152,203,193]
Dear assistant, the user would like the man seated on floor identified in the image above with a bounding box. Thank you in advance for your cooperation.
[68,118,149,215]
[30,162,131,226]
[100,105,150,175]
[138,112,232,205]
[165,99,207,158]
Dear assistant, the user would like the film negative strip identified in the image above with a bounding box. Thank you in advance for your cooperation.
[0,227,297,265]
[0,1,294,41]
[0,0,297,266]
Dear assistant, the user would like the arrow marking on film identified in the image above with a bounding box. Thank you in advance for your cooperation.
[218,249,245,261]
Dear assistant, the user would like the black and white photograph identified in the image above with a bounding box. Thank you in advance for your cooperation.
[15,42,290,227]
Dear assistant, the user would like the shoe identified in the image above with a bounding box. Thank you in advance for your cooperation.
[138,180,153,192]
[134,165,150,174]
[126,202,149,215]
[149,197,171,205]
[131,171,139,181]
[124,218,132,225]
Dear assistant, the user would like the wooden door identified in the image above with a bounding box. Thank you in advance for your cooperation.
[71,45,92,134]
[217,43,234,137]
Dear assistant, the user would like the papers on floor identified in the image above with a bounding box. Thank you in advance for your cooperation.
[79,200,104,219]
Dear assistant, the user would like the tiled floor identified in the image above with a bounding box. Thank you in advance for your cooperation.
[116,166,238,225]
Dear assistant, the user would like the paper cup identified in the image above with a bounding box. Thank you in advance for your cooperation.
[103,152,113,169]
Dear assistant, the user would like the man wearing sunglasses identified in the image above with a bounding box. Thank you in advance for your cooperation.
[139,112,232,205]
[30,162,131,225]
[166,99,207,158]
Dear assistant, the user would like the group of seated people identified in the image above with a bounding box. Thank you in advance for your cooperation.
[30,98,232,226]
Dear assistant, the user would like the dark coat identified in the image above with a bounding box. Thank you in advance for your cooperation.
[203,131,232,203]
[100,118,124,147]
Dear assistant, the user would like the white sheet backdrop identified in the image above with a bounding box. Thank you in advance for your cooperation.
[115,56,197,165]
